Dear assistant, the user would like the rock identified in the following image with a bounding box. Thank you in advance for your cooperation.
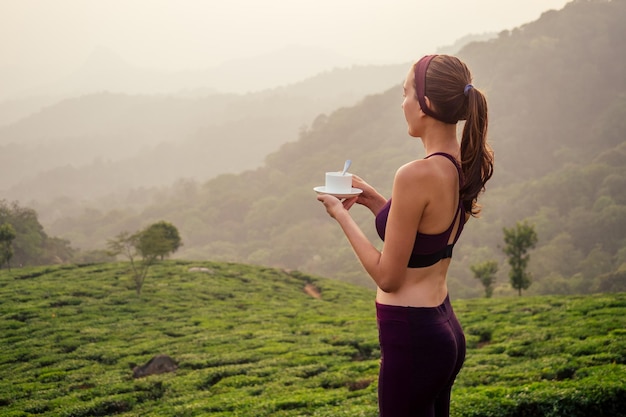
[132,354,178,378]
[188,267,213,273]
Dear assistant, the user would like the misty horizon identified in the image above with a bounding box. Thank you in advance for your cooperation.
[1,0,572,101]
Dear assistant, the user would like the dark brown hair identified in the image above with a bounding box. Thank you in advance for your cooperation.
[414,54,494,216]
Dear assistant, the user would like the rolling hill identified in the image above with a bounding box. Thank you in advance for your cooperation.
[0,262,624,416]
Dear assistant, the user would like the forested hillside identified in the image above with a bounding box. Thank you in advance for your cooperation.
[460,0,626,183]
[8,0,626,299]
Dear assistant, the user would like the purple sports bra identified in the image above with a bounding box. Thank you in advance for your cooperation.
[375,152,465,268]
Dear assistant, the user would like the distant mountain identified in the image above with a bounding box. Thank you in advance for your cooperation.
[194,44,369,94]
[459,1,626,182]
[0,30,492,126]
[0,63,407,201]
[6,44,366,101]
[0,32,490,201]
[0,95,63,128]
[0,44,369,127]
[436,32,497,55]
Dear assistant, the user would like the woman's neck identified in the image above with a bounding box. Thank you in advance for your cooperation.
[421,126,459,157]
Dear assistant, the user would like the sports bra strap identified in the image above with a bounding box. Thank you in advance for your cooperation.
[450,202,465,245]
[424,152,464,187]
[426,151,466,245]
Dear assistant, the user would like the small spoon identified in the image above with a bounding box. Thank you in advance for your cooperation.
[341,159,352,176]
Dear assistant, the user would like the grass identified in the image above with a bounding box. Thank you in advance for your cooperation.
[0,261,625,416]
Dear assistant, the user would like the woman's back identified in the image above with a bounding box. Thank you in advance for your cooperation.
[375,152,464,307]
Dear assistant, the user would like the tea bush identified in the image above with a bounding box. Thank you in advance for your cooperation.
[0,262,624,416]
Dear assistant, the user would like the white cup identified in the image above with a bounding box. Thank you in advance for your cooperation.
[325,171,353,194]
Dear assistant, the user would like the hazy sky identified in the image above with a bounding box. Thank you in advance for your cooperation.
[2,0,572,90]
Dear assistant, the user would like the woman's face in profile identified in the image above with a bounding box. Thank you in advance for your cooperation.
[402,67,422,137]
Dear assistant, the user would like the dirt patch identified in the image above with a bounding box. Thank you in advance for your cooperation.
[304,283,321,299]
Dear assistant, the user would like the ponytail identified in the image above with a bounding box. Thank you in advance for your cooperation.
[417,54,494,215]
[460,86,493,216]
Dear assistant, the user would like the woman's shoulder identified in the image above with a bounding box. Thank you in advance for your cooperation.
[394,159,454,201]
[391,160,439,209]
[396,158,440,183]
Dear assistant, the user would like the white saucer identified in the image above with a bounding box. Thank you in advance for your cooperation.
[314,186,363,198]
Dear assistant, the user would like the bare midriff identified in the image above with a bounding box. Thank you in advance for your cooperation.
[375,259,450,307]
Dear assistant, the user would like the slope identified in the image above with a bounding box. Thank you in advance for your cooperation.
[0,262,624,416]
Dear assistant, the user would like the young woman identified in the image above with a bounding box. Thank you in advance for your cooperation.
[317,54,494,417]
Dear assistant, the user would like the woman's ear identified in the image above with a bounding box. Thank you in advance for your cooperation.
[417,96,431,117]
[424,96,432,112]
[419,96,438,119]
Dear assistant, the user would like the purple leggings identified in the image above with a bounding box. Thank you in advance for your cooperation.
[376,295,466,417]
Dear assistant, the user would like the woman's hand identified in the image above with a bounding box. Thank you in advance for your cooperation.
[317,194,349,219]
[317,174,387,219]
[351,175,387,215]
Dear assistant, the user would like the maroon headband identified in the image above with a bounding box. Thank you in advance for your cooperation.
[414,54,456,124]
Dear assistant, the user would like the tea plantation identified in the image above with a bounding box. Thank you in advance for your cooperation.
[1,261,624,416]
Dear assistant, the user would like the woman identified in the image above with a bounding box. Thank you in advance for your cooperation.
[317,54,494,417]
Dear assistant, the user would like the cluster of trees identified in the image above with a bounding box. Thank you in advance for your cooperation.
[1,200,182,297]
[0,199,77,268]
[107,221,182,295]
[472,222,538,298]
[0,223,16,269]
[3,193,540,299]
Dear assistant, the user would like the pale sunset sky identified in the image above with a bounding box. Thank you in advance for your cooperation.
[1,0,572,95]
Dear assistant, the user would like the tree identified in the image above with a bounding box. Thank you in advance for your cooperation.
[0,200,75,267]
[137,221,182,261]
[0,223,17,270]
[0,200,46,266]
[43,237,75,265]
[107,221,182,296]
[107,231,148,296]
[502,222,538,296]
[470,260,499,298]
